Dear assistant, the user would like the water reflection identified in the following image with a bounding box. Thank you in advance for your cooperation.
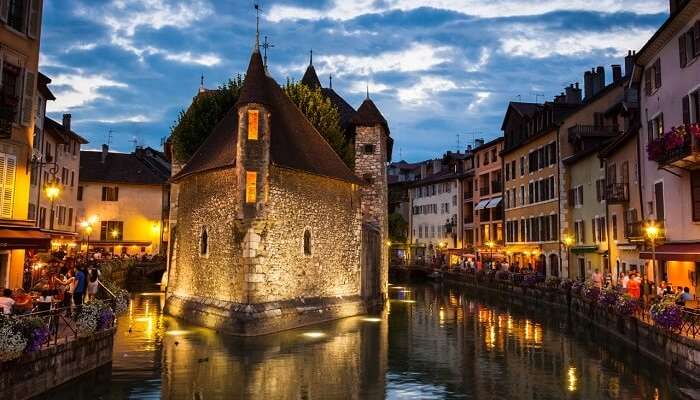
[40,283,685,399]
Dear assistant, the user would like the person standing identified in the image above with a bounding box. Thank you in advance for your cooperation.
[86,267,99,302]
[622,272,630,293]
[628,273,641,299]
[591,269,603,288]
[73,265,87,308]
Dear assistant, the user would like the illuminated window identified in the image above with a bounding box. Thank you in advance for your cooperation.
[247,110,259,140]
[246,171,257,203]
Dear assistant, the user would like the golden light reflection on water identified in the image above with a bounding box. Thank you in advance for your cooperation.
[567,366,578,392]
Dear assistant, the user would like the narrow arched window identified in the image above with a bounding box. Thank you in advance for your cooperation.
[303,229,312,256]
[200,227,209,257]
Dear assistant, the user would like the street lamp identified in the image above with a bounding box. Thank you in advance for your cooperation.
[44,180,61,230]
[486,240,495,261]
[80,215,98,253]
[563,234,574,278]
[645,221,661,286]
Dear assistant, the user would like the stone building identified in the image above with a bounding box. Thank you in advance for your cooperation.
[165,43,391,335]
[472,138,504,261]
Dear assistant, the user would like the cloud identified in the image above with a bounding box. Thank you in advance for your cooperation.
[465,48,491,73]
[267,0,667,22]
[48,73,128,111]
[65,42,98,53]
[76,0,219,66]
[397,76,459,105]
[289,43,453,78]
[81,114,153,124]
[500,26,656,58]
[467,91,491,111]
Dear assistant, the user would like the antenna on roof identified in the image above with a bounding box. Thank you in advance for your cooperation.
[129,136,139,151]
[329,74,332,89]
[254,2,261,50]
[106,129,114,146]
[262,35,274,67]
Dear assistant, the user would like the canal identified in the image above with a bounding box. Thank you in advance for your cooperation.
[39,281,683,399]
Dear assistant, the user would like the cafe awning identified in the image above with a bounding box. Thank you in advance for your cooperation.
[571,245,599,254]
[486,197,503,209]
[640,243,700,262]
[474,200,490,210]
[0,227,52,250]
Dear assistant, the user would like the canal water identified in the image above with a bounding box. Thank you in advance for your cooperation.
[40,282,685,399]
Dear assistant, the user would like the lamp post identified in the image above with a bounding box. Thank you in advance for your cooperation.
[486,240,495,262]
[44,180,61,230]
[563,234,574,279]
[80,215,98,255]
[645,221,661,287]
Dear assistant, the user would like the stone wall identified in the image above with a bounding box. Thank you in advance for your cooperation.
[355,125,389,299]
[167,168,246,304]
[256,167,363,302]
[0,328,115,400]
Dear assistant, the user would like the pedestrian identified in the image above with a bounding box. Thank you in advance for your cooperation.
[0,288,15,315]
[676,287,693,306]
[622,272,630,293]
[592,268,603,288]
[86,267,100,302]
[628,273,641,299]
[73,265,87,309]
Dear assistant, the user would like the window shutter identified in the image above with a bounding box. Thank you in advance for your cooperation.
[27,0,40,39]
[21,70,35,126]
[683,95,691,125]
[654,59,662,89]
[114,187,119,201]
[644,69,652,96]
[0,0,8,23]
[692,171,700,221]
[680,34,688,67]
[0,154,16,218]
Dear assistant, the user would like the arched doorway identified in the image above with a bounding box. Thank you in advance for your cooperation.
[549,254,559,277]
[537,254,546,275]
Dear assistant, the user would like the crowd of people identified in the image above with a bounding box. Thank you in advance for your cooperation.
[0,257,101,316]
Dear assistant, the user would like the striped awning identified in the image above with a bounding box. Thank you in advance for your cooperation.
[474,200,490,210]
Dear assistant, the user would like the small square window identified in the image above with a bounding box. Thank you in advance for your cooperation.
[363,173,374,184]
[363,144,375,154]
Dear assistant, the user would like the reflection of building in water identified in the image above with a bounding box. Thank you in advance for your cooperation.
[159,314,388,399]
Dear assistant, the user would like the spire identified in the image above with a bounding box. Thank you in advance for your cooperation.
[199,74,206,94]
[310,49,313,65]
[254,3,261,51]
[366,84,370,99]
[236,49,271,107]
[329,74,333,89]
[301,50,322,89]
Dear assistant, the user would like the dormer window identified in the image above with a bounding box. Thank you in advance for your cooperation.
[247,110,259,140]
[363,144,375,154]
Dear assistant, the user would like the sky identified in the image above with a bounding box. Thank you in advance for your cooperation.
[41,0,669,162]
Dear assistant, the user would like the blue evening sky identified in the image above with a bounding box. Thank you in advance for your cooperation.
[41,0,668,162]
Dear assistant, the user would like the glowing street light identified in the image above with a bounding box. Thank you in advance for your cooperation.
[562,234,574,278]
[44,180,62,230]
[645,221,662,285]
[486,240,495,261]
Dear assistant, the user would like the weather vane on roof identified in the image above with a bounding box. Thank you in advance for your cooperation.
[262,35,274,67]
[254,2,261,49]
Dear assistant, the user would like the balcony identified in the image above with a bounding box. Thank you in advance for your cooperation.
[650,129,700,170]
[626,220,665,241]
[568,124,618,143]
[606,183,629,204]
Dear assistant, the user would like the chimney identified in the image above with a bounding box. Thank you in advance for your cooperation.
[101,144,109,164]
[584,70,593,99]
[565,83,582,104]
[596,66,606,93]
[624,50,635,77]
[62,113,71,132]
[612,64,622,82]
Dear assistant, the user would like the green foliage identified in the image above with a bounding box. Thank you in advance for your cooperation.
[170,76,244,163]
[284,81,354,168]
[389,212,408,243]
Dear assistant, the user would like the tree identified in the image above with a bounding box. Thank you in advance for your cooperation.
[170,77,353,167]
[170,76,244,163]
[389,212,408,243]
[283,81,353,168]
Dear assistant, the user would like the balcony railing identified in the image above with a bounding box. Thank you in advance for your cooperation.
[626,220,665,240]
[568,124,618,143]
[651,130,700,170]
[464,191,473,201]
[606,183,629,203]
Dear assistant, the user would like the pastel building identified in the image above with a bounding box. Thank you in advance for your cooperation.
[471,138,504,261]
[633,0,700,293]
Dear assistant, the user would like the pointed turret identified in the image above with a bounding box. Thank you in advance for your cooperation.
[236,49,271,107]
[301,50,322,89]
[354,98,389,135]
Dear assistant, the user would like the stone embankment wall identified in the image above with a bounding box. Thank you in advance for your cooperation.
[0,328,115,400]
[443,274,700,387]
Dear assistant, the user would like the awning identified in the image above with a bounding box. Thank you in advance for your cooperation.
[0,228,52,250]
[640,243,700,262]
[571,245,599,254]
[474,200,490,210]
[486,197,503,209]
[89,240,153,247]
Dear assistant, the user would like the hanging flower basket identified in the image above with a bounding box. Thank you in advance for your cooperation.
[664,126,686,151]
[689,123,700,140]
[647,137,666,162]
[615,295,638,317]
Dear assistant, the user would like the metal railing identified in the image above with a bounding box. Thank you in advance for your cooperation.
[606,183,629,203]
[568,124,618,142]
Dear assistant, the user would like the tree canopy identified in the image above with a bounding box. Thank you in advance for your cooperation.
[170,77,353,168]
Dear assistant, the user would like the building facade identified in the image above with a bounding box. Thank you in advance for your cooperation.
[634,0,700,294]
[0,0,47,289]
[471,138,504,261]
[502,98,580,276]
[78,145,170,256]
